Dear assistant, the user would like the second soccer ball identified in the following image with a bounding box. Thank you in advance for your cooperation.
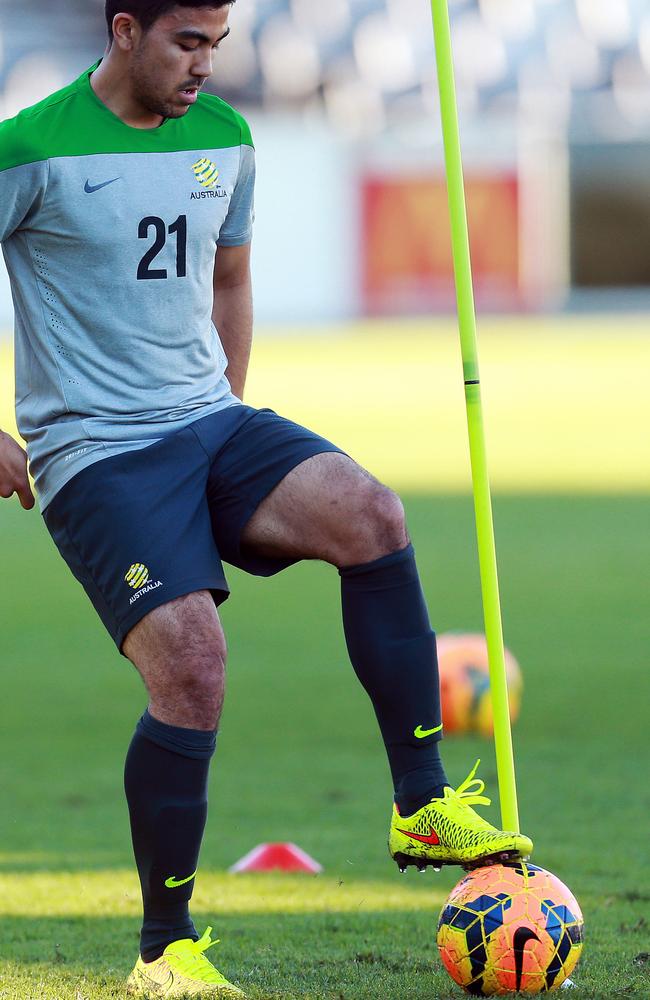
[438,632,523,737]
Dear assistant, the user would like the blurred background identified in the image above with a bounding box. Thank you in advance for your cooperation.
[1,0,649,493]
[2,0,650,323]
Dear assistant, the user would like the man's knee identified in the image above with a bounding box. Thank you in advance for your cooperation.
[148,646,226,730]
[335,481,408,566]
[124,592,227,729]
[170,654,225,713]
[364,484,408,553]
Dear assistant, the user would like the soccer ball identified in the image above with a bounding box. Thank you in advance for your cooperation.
[437,632,523,736]
[437,862,584,995]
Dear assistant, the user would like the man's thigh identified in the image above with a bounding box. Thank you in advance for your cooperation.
[241,452,380,557]
[43,428,229,651]
[241,451,407,565]
[202,406,405,567]
[204,407,345,574]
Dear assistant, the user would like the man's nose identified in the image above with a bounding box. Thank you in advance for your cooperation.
[191,50,213,80]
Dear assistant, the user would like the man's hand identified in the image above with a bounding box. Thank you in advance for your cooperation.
[0,430,35,509]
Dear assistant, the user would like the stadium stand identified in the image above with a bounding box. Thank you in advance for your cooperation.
[1,1,649,134]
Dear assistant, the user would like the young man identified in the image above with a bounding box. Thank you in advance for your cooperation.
[0,1,532,995]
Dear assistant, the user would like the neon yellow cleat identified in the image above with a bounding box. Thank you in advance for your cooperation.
[126,926,246,997]
[389,760,533,872]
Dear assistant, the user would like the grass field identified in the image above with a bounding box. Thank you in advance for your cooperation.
[1,320,649,998]
[2,316,650,493]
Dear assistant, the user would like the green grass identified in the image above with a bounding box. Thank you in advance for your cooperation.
[0,494,649,998]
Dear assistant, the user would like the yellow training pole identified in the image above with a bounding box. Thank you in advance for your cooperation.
[430,0,520,832]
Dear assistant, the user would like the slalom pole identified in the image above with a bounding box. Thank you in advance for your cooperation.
[429,0,520,832]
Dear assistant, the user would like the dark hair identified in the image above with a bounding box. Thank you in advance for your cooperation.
[105,1,232,42]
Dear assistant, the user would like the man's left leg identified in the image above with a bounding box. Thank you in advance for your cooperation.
[240,451,533,867]
[242,452,447,816]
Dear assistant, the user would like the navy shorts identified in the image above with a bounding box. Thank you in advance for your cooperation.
[43,405,343,650]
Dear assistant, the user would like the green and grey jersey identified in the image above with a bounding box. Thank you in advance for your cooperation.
[0,64,254,510]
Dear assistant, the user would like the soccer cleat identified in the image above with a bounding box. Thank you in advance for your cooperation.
[389,760,533,871]
[126,926,246,997]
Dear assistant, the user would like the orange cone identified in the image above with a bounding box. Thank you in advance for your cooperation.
[229,842,323,873]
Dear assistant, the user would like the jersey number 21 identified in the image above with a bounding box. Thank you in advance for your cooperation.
[137,215,187,280]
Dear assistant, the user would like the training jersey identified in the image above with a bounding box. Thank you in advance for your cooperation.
[0,63,255,510]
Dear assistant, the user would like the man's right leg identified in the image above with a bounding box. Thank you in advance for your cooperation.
[122,591,225,962]
[40,425,247,994]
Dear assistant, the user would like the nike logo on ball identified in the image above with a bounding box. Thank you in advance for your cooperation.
[513,926,540,991]
[413,723,443,738]
[84,177,121,193]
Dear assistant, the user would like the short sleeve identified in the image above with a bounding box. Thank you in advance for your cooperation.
[0,160,48,243]
[217,144,255,247]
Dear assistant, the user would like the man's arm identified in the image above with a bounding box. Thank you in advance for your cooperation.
[0,122,49,512]
[0,430,35,509]
[212,242,253,401]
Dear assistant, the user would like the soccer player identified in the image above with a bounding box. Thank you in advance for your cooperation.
[0,1,533,995]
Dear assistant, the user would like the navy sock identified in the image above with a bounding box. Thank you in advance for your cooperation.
[124,710,216,963]
[339,543,448,815]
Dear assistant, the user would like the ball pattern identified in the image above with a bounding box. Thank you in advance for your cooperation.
[437,862,584,995]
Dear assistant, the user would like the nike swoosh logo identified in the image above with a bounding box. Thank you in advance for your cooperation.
[413,723,443,739]
[396,826,440,845]
[84,177,121,194]
[138,967,173,990]
[164,870,197,889]
[513,926,540,991]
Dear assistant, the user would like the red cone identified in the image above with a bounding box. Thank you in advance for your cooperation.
[229,842,323,873]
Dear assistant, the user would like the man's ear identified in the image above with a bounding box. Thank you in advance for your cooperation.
[111,13,141,52]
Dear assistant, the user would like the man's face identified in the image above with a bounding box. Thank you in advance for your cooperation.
[128,5,231,119]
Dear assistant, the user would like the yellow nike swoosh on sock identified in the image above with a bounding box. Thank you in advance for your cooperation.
[413,723,443,738]
[164,870,197,888]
